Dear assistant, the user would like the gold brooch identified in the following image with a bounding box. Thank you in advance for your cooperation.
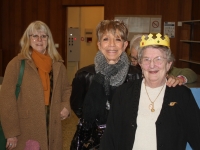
[169,102,177,106]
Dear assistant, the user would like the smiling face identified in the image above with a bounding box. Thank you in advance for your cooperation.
[139,47,172,87]
[97,30,128,64]
[30,30,48,54]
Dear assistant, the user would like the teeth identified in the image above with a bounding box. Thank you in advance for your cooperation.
[149,71,158,73]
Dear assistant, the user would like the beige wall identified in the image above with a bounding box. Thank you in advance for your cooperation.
[66,6,104,84]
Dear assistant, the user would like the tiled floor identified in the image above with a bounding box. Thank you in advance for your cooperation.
[62,111,79,150]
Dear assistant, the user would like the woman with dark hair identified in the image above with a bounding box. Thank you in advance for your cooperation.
[70,20,142,150]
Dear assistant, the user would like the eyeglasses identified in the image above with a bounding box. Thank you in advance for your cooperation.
[141,56,167,65]
[129,55,138,62]
[30,34,48,41]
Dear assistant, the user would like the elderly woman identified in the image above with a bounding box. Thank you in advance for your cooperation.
[129,34,198,84]
[100,33,200,150]
[0,21,71,150]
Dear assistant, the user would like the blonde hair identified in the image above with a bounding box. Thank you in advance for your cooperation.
[96,20,129,41]
[20,21,62,61]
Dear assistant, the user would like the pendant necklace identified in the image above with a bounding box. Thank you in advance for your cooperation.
[106,100,110,110]
[144,82,165,112]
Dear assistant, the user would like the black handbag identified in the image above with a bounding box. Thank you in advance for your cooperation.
[70,119,106,150]
[0,59,25,150]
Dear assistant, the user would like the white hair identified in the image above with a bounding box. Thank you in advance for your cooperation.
[129,34,148,52]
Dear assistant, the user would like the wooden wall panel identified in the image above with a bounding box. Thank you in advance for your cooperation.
[1,0,11,76]
[14,0,23,54]
[36,0,48,21]
[48,0,66,59]
[0,49,2,75]
[190,0,200,74]
[104,0,162,20]
[0,0,2,74]
[0,2,2,49]
[62,0,104,5]
[21,1,36,28]
[192,0,200,45]
[192,0,200,20]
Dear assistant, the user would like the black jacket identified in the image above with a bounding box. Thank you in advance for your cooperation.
[100,79,200,150]
[70,64,142,118]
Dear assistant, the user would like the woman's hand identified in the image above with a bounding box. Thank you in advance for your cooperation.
[6,137,17,150]
[166,75,184,87]
[60,107,70,120]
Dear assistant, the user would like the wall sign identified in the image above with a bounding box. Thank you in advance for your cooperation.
[150,18,161,33]
[164,22,175,38]
[115,15,162,40]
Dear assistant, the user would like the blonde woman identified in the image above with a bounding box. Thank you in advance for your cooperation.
[0,21,71,150]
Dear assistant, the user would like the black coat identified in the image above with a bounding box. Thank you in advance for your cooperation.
[100,79,200,150]
[70,64,142,118]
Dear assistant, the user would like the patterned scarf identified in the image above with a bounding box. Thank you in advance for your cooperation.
[32,50,52,105]
[94,51,129,88]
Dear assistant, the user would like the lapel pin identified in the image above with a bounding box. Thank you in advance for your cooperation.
[169,102,177,106]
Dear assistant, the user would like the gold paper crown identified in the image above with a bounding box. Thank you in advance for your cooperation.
[140,33,170,48]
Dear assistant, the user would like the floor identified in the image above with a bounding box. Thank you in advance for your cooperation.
[62,111,79,150]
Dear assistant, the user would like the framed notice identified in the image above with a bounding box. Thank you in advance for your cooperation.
[128,17,150,33]
[150,18,162,33]
[115,15,162,40]
[164,22,175,38]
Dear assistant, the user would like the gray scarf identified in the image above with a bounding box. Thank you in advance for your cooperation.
[94,51,129,87]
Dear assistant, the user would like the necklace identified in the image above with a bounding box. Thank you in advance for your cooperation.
[106,100,110,110]
[144,82,165,112]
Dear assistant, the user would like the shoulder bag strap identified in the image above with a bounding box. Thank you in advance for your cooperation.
[15,59,25,99]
